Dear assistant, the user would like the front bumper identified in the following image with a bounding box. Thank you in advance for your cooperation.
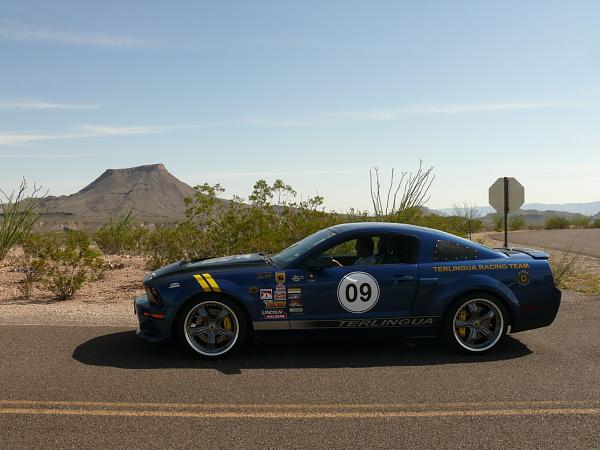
[134,295,173,343]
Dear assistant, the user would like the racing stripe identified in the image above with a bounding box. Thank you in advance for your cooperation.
[193,275,211,292]
[202,273,221,292]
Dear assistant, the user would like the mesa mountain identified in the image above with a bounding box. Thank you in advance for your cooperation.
[36,164,196,228]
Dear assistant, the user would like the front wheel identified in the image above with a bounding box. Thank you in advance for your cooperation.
[445,294,508,354]
[177,296,248,359]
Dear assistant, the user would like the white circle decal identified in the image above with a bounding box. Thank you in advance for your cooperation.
[337,272,380,313]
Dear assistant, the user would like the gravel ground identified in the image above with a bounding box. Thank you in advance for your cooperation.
[0,250,145,327]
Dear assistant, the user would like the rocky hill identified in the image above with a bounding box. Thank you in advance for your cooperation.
[36,164,195,228]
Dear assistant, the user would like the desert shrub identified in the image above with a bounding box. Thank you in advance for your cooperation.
[0,179,45,261]
[142,222,207,269]
[95,211,147,254]
[545,216,569,230]
[569,215,591,229]
[509,215,525,231]
[492,213,504,232]
[549,248,580,288]
[592,218,600,228]
[22,231,104,300]
[17,257,45,299]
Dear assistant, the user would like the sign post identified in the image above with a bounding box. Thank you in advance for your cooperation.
[489,177,524,248]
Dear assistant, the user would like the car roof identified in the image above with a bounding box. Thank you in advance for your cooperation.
[330,222,441,237]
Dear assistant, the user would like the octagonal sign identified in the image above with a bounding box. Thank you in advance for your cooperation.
[489,177,524,214]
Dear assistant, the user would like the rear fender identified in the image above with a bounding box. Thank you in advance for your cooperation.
[428,274,520,324]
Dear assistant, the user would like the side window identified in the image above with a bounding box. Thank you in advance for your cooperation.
[314,235,419,267]
[376,235,419,265]
[322,239,357,257]
[435,239,477,261]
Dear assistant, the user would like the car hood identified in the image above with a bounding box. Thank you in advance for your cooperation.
[146,253,271,282]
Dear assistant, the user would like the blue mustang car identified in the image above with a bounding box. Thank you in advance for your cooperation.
[134,222,561,358]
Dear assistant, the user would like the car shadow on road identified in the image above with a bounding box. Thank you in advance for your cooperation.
[72,331,532,374]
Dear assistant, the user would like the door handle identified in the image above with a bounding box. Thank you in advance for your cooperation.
[393,275,414,282]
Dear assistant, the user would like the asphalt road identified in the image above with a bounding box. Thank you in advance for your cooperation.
[1,295,599,449]
[490,229,600,257]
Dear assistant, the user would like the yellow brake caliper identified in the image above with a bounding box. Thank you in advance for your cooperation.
[458,307,467,338]
[222,316,232,331]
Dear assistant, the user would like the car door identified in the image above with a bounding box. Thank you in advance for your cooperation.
[287,235,420,330]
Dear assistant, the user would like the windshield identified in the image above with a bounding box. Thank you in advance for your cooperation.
[272,228,337,267]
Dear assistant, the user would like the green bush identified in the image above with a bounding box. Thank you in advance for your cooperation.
[545,216,569,230]
[592,218,600,228]
[569,215,591,229]
[509,215,525,231]
[94,211,147,254]
[22,231,104,300]
[142,222,207,270]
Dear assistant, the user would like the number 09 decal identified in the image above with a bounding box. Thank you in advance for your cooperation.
[337,272,380,313]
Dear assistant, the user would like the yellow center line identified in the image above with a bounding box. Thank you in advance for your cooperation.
[0,407,598,419]
[0,399,599,410]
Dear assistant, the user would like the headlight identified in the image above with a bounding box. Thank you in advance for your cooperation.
[145,286,163,307]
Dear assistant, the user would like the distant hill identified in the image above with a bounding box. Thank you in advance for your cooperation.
[481,208,587,226]
[436,201,600,217]
[522,201,600,216]
[36,164,196,228]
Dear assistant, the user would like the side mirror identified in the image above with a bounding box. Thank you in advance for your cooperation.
[305,255,332,271]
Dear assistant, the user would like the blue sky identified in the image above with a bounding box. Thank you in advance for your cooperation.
[1,0,599,212]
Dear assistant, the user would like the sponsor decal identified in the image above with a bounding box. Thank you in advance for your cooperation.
[293,316,440,329]
[256,272,273,280]
[168,282,181,289]
[262,309,287,320]
[432,263,530,273]
[337,271,380,313]
[263,300,286,308]
[337,317,435,328]
[275,272,286,284]
[276,283,286,290]
[289,298,303,307]
[288,288,301,295]
[517,270,530,286]
[288,293,302,300]
[291,274,304,282]
[289,307,304,314]
[260,289,273,300]
[274,291,287,301]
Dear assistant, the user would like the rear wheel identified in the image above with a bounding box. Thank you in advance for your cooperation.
[177,296,248,359]
[445,294,508,353]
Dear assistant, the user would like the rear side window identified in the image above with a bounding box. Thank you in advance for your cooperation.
[435,239,477,261]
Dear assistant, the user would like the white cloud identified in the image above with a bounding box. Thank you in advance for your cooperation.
[239,100,600,128]
[320,100,600,123]
[0,99,99,110]
[0,124,172,146]
[0,18,154,48]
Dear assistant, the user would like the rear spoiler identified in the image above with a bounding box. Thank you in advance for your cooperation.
[495,247,550,260]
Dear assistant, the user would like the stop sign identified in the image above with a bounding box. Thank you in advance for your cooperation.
[489,177,524,214]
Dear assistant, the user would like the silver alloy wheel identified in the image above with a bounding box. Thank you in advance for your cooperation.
[183,301,239,356]
[452,298,504,352]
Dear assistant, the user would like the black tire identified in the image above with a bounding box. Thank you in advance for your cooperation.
[175,295,249,360]
[444,292,509,354]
